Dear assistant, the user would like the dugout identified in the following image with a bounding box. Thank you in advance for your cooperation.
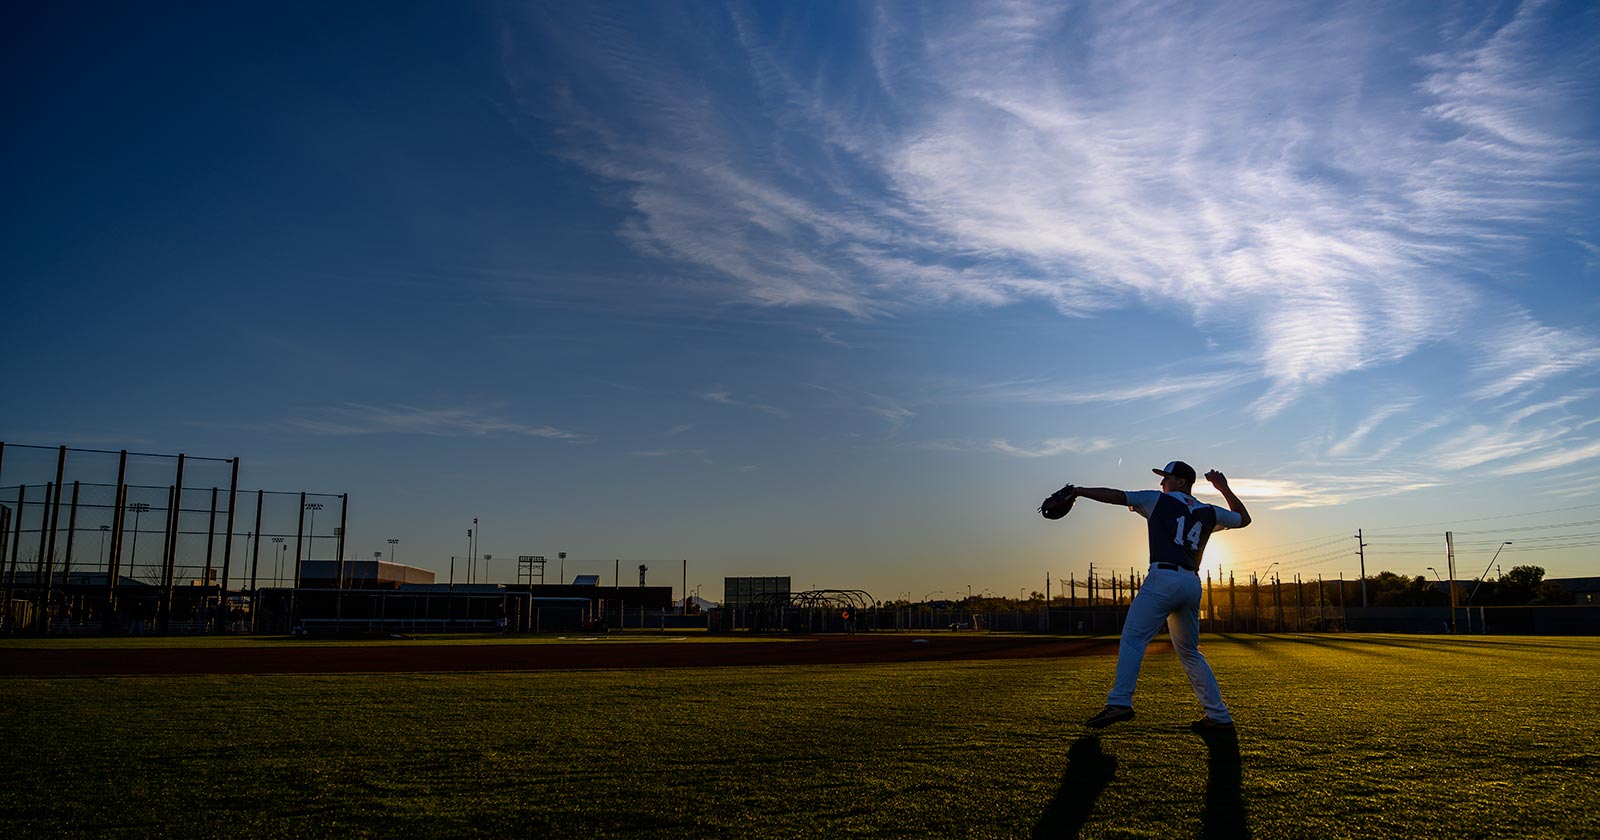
[273,586,600,634]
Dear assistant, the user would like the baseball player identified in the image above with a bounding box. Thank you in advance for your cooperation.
[1040,461,1251,730]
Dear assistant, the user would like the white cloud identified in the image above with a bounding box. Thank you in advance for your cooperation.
[629,448,709,459]
[291,404,588,441]
[1329,399,1418,458]
[699,389,788,418]
[1471,315,1600,401]
[986,438,1115,458]
[1221,472,1443,511]
[816,328,852,348]
[503,1,1599,466]
[1490,438,1600,477]
[976,371,1253,407]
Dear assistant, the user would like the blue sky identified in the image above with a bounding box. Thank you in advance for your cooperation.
[5,1,1598,599]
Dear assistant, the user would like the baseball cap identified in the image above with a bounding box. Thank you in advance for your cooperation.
[1153,460,1197,484]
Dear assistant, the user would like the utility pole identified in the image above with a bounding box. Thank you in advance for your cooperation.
[1445,531,1458,633]
[1354,529,1369,607]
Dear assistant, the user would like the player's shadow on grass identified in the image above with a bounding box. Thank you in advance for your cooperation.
[1032,730,1250,840]
[1198,727,1251,840]
[1032,734,1116,839]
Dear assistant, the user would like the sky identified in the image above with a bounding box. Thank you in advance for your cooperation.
[5,1,1599,602]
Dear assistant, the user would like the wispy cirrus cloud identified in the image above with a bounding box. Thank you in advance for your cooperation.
[290,403,589,441]
[975,371,1254,408]
[1471,315,1600,401]
[503,1,1600,480]
[505,2,1593,381]
[699,388,788,418]
[629,448,709,460]
[921,437,1115,458]
[1224,472,1443,511]
[1491,438,1600,477]
[1328,399,1419,458]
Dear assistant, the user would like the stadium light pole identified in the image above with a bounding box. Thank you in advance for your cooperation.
[271,538,285,586]
[303,502,323,562]
[484,554,492,584]
[1465,542,1512,631]
[126,502,150,582]
[387,538,399,564]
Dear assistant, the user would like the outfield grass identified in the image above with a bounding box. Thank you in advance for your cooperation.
[2,634,1596,838]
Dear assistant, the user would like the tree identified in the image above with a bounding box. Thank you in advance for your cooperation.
[1492,565,1546,605]
[1532,580,1574,606]
[1371,572,1434,607]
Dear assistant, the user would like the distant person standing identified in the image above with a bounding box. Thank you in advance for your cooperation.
[1047,461,1251,730]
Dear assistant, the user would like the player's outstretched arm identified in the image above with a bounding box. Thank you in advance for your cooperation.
[1205,470,1251,528]
[1070,486,1129,506]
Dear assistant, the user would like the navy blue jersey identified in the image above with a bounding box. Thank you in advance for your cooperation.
[1126,491,1240,570]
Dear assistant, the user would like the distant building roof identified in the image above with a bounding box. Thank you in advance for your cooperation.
[300,559,435,586]
[572,574,600,586]
[1550,577,1600,593]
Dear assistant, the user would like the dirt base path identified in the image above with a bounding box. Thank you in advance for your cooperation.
[0,634,1149,677]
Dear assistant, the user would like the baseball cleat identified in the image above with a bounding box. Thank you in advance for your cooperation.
[1084,705,1135,728]
[1189,717,1236,731]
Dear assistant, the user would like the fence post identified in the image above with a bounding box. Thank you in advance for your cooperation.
[105,451,127,632]
[1228,571,1236,632]
[219,458,240,626]
[42,447,68,630]
[1250,574,1259,632]
[62,482,81,626]
[1338,572,1346,631]
[34,483,54,632]
[335,494,349,629]
[204,488,218,622]
[6,487,24,631]
[1206,570,1213,631]
[158,484,177,632]
[1295,574,1303,631]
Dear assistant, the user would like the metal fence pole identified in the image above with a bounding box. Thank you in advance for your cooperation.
[158,484,177,632]
[292,491,306,631]
[105,451,128,633]
[220,458,240,626]
[35,483,54,631]
[6,486,25,632]
[335,494,349,629]
[42,447,68,629]
[62,482,81,624]
[204,487,218,585]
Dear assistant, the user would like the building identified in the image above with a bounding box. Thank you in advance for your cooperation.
[298,559,435,589]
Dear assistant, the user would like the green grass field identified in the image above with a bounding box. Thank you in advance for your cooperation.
[3,634,1596,838]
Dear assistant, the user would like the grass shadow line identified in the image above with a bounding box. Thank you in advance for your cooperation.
[1032,733,1117,840]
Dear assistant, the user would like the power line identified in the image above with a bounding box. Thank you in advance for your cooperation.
[1361,502,1600,535]
[1362,518,1600,543]
[1246,535,1352,563]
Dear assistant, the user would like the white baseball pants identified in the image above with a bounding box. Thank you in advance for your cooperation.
[1104,566,1232,723]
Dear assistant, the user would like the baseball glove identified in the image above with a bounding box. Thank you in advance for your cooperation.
[1039,484,1077,520]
